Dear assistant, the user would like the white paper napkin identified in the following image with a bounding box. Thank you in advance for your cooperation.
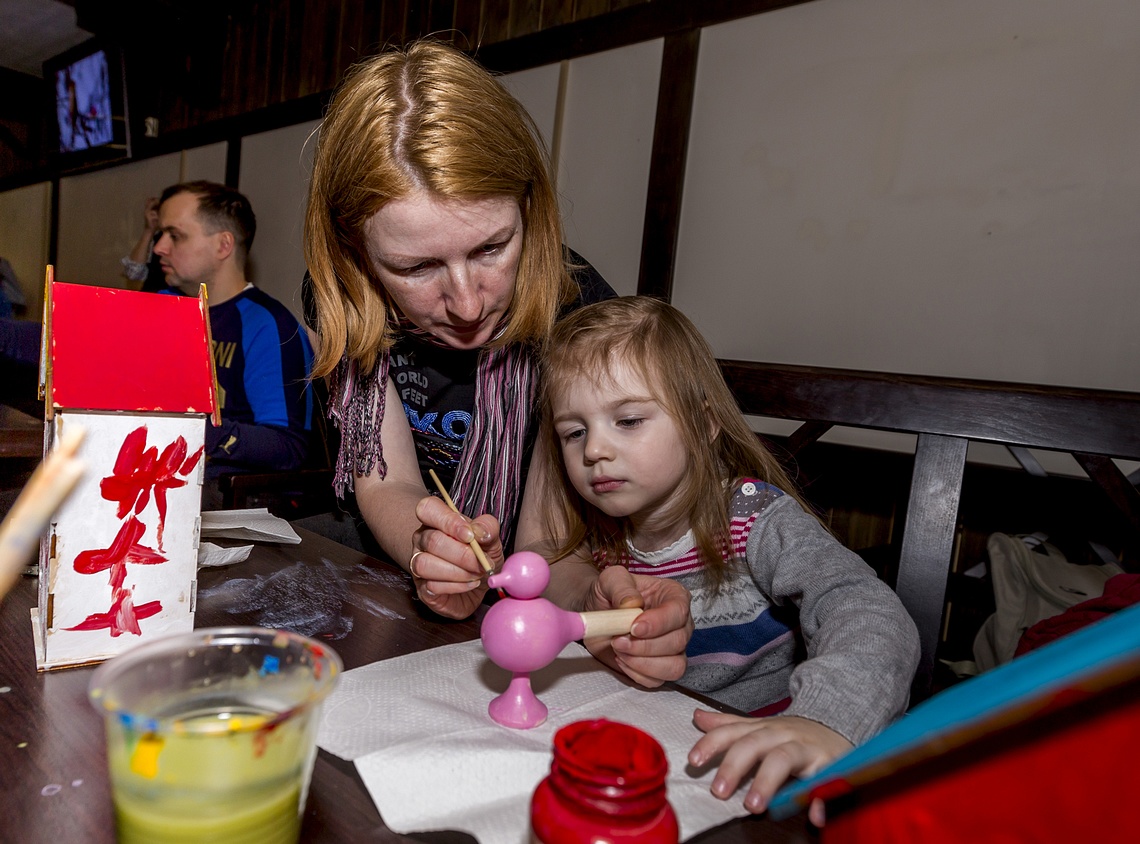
[197,541,253,568]
[317,640,750,843]
[200,508,301,544]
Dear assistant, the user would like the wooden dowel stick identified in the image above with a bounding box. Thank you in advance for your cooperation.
[427,468,494,576]
[0,426,85,602]
[580,608,642,639]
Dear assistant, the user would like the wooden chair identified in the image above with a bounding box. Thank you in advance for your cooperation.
[719,360,1140,701]
[218,376,338,519]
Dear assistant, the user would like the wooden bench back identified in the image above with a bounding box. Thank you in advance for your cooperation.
[719,360,1140,700]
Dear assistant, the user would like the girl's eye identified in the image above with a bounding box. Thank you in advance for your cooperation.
[561,428,585,443]
[617,417,644,429]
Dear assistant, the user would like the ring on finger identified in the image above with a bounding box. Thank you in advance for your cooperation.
[409,550,426,579]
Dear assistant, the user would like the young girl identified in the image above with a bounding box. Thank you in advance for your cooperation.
[539,296,919,818]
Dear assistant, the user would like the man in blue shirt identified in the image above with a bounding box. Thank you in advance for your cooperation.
[154,180,313,479]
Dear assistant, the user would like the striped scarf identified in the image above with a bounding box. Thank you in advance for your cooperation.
[329,325,537,548]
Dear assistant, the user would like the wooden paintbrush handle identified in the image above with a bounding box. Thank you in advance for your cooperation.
[0,426,85,601]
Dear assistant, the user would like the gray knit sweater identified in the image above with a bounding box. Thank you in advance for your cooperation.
[606,480,920,745]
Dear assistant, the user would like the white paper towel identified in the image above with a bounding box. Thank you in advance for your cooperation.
[200,508,301,544]
[197,541,253,567]
[317,640,750,843]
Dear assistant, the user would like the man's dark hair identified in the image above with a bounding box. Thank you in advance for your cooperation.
[160,180,257,264]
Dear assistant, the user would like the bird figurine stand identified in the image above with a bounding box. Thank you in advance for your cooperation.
[480,552,641,729]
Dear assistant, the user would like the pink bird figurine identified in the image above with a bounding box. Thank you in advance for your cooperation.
[480,551,641,729]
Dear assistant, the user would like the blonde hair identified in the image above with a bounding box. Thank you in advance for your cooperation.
[540,297,812,587]
[305,40,575,378]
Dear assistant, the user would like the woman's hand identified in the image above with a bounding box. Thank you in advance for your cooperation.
[688,710,852,826]
[581,565,693,687]
[407,495,504,619]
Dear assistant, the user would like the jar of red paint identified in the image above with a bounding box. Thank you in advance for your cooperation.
[531,719,679,844]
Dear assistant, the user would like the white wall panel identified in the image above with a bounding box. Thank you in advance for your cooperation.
[557,40,663,295]
[56,152,182,289]
[182,142,226,183]
[238,121,320,321]
[501,63,562,152]
[676,0,1140,392]
[0,181,51,318]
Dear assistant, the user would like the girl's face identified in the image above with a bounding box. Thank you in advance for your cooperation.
[550,357,692,550]
[363,190,524,350]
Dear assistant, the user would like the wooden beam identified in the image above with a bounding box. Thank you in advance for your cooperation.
[637,29,699,301]
[719,360,1140,458]
[474,0,820,73]
[896,433,968,702]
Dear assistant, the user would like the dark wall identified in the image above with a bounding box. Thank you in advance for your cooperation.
[0,0,660,185]
[0,68,48,178]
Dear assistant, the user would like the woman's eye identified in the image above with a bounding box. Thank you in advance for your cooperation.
[396,261,433,275]
[476,241,506,257]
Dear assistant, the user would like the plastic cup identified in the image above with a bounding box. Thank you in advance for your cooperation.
[88,626,341,844]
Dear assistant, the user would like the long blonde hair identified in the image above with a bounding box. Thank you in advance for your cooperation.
[540,297,812,586]
[305,40,575,378]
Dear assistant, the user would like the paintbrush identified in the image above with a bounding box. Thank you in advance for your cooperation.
[427,468,505,597]
[0,425,85,602]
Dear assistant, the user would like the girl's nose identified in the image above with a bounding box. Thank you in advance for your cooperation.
[583,429,612,463]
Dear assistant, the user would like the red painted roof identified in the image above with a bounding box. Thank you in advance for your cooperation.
[49,283,217,414]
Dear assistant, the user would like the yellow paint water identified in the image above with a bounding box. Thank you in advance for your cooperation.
[106,704,313,844]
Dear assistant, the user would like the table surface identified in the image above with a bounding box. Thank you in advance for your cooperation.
[0,526,813,843]
[0,402,42,459]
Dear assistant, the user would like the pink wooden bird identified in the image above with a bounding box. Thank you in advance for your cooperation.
[480,551,641,729]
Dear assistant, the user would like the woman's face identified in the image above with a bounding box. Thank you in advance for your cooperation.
[363,190,524,350]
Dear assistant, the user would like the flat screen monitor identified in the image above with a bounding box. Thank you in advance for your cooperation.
[44,38,131,170]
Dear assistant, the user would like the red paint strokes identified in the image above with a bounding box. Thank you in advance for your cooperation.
[179,445,204,476]
[99,426,203,551]
[74,516,166,575]
[69,424,203,640]
[65,588,163,637]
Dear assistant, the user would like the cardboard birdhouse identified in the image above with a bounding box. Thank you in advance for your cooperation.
[32,270,219,669]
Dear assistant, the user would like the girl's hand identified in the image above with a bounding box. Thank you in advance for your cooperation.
[688,710,853,827]
[408,495,504,619]
[582,565,693,687]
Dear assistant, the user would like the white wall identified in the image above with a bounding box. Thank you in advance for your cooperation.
[56,152,182,288]
[238,121,321,321]
[182,143,227,182]
[675,0,1140,394]
[55,145,226,291]
[0,181,51,319]
[500,62,562,150]
[557,40,662,295]
[7,0,1138,403]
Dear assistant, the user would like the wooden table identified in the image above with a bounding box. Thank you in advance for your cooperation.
[0,403,41,459]
[0,527,813,843]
